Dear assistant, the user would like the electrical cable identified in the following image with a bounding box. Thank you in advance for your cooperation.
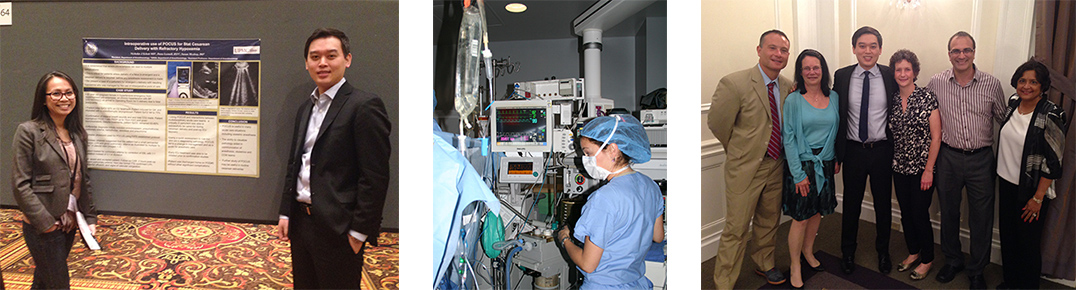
[527,151,552,218]
[518,196,539,238]
[543,152,570,226]
[546,184,565,226]
[514,150,553,239]
[515,273,525,290]
[475,252,493,286]
[540,150,562,226]
[506,150,549,240]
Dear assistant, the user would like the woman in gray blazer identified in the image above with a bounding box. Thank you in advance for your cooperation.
[11,71,98,289]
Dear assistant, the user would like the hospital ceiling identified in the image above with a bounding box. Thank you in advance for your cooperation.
[433,0,667,43]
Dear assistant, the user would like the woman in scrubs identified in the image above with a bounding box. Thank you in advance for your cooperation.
[557,115,665,289]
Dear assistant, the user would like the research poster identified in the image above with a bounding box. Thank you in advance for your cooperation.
[82,38,261,177]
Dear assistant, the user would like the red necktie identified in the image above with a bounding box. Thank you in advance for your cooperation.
[766,82,782,160]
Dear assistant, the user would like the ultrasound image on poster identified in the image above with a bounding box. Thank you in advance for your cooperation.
[192,62,219,99]
[221,61,259,106]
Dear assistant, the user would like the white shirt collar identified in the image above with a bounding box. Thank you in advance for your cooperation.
[853,64,881,76]
[309,77,347,103]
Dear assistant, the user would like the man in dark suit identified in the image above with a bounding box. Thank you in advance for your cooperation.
[274,28,392,289]
[832,26,898,275]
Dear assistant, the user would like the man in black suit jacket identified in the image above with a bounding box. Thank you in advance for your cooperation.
[275,28,392,289]
[832,26,899,275]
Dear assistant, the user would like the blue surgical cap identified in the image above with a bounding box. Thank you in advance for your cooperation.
[579,114,651,164]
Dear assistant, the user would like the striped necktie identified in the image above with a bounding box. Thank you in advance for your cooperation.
[766,82,782,160]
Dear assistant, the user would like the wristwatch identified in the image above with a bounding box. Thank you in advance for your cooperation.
[1032,196,1043,204]
[561,236,571,245]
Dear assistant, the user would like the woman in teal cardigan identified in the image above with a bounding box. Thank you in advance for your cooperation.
[782,49,839,289]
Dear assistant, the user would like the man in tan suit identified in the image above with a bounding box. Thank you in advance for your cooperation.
[708,30,792,289]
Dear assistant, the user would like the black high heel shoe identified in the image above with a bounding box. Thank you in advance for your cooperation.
[788,273,805,290]
[801,254,825,271]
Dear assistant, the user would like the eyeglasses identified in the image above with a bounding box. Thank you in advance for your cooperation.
[949,48,975,55]
[46,91,75,100]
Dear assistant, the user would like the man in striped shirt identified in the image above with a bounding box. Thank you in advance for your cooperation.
[925,31,1006,289]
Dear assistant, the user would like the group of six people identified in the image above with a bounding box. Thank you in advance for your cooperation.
[710,27,1068,289]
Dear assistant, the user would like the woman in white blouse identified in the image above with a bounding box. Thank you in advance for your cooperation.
[995,60,1067,289]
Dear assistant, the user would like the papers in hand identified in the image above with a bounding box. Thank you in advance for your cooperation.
[75,211,100,250]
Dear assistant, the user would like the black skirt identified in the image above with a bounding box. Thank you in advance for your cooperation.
[782,153,837,221]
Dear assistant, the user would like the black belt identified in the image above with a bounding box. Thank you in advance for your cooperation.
[942,143,988,155]
[848,139,888,149]
[298,202,312,215]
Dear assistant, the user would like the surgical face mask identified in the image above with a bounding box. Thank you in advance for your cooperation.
[583,152,627,180]
[582,116,627,180]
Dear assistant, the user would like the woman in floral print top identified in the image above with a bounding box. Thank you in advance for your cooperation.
[886,49,941,281]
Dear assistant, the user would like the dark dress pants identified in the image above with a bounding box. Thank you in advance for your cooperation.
[893,172,935,263]
[840,140,893,257]
[289,203,365,289]
[22,222,76,290]
[998,178,1046,289]
[935,148,995,276]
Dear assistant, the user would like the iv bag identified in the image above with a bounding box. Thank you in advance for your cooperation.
[454,5,483,126]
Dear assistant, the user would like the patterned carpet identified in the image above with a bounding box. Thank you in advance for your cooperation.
[0,209,399,290]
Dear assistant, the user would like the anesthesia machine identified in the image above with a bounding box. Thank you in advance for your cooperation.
[435,0,665,289]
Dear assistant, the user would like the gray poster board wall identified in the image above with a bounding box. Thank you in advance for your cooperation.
[0,1,400,228]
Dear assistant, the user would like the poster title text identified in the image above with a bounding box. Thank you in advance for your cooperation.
[125,41,210,52]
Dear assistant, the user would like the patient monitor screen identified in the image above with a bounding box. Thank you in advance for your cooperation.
[495,107,548,146]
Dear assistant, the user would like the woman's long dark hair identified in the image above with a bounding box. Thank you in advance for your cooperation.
[794,49,831,95]
[31,71,87,141]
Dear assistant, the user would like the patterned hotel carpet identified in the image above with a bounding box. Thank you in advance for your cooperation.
[0,209,399,290]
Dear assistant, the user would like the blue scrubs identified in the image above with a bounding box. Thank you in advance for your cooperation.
[573,171,664,289]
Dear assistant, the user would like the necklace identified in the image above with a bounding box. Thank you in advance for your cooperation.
[805,91,827,108]
[1018,106,1034,115]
